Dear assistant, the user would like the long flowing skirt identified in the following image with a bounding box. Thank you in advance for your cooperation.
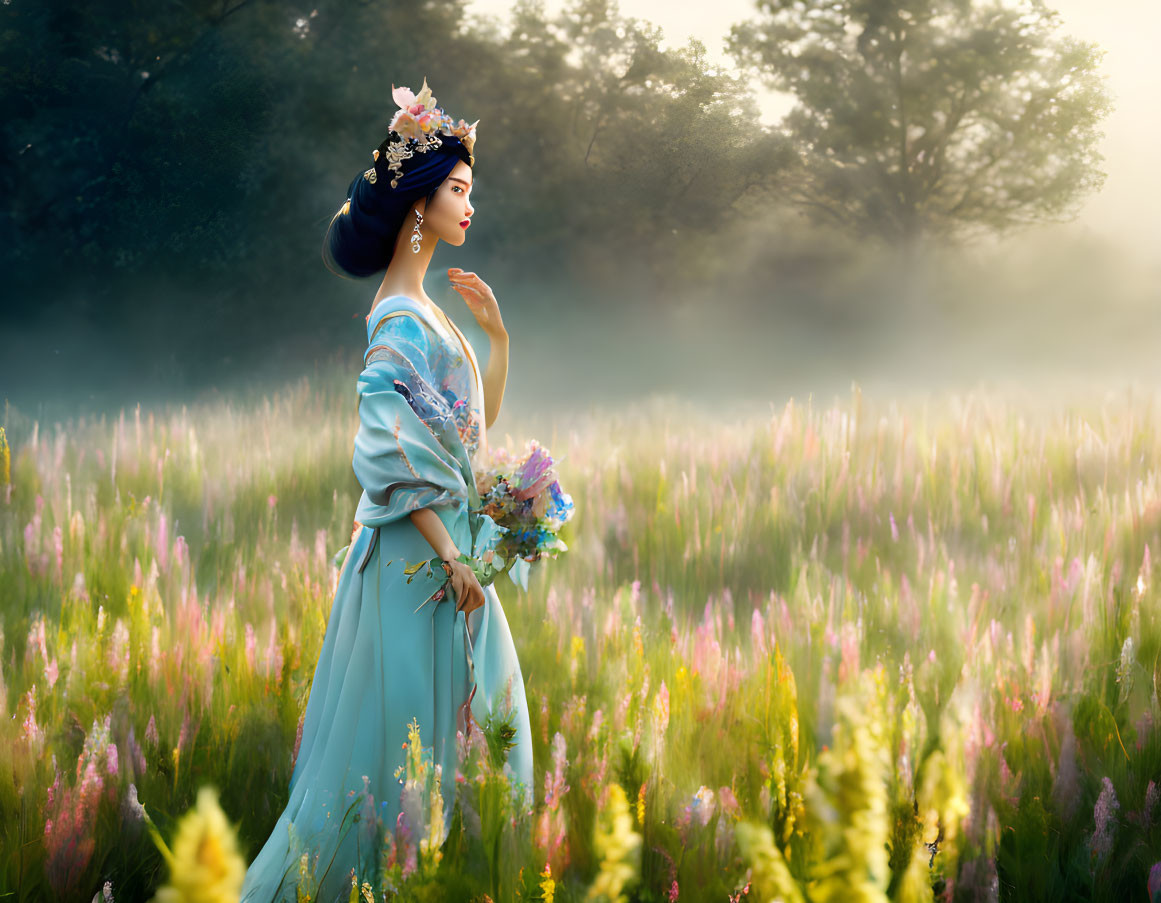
[239,513,534,903]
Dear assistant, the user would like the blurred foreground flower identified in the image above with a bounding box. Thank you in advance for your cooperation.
[585,781,641,902]
[735,821,804,903]
[148,786,246,903]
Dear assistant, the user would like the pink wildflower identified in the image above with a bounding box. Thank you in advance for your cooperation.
[52,525,63,582]
[244,623,257,671]
[21,686,43,748]
[751,609,767,657]
[156,514,168,572]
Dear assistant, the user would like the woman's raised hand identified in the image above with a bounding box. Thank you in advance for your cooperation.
[448,268,506,338]
[443,558,486,616]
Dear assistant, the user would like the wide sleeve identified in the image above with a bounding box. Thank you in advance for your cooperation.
[351,312,472,529]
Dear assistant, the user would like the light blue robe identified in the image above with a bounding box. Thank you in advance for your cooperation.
[239,295,534,903]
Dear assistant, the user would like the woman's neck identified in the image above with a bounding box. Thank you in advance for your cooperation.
[375,205,438,311]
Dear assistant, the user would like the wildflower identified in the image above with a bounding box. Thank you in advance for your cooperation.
[157,514,168,572]
[717,786,740,820]
[691,786,715,827]
[244,623,257,672]
[110,619,130,684]
[652,681,670,740]
[803,671,891,902]
[419,764,446,870]
[751,609,767,657]
[917,747,969,849]
[735,821,804,903]
[21,685,44,749]
[0,425,9,486]
[148,785,245,903]
[1088,776,1120,865]
[540,862,556,903]
[585,782,641,902]
[536,732,570,869]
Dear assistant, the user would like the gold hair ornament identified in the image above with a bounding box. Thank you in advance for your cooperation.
[362,78,478,190]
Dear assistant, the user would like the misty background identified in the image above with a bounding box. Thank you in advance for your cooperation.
[2,0,1159,436]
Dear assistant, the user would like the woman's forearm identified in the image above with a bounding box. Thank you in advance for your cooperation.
[409,507,459,560]
[482,331,508,430]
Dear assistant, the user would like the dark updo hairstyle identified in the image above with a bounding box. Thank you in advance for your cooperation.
[323,131,474,279]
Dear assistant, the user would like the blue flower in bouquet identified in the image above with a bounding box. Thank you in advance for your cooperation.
[547,481,575,525]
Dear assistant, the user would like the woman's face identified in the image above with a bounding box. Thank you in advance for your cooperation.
[422,160,475,248]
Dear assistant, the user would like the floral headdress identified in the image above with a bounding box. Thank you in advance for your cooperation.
[364,77,479,190]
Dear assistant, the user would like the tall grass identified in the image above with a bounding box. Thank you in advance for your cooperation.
[1,377,1159,901]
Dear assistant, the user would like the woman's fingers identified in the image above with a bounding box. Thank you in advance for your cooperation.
[445,561,486,615]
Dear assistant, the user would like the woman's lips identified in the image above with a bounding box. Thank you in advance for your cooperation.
[460,220,470,228]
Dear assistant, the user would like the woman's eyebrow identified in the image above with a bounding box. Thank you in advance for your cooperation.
[449,177,474,188]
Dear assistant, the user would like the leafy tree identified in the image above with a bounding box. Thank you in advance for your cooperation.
[1,0,794,402]
[727,0,1114,248]
[457,0,796,291]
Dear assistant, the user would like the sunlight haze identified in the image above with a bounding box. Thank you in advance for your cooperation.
[467,0,1161,268]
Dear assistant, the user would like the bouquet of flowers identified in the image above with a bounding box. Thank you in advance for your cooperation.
[405,439,575,610]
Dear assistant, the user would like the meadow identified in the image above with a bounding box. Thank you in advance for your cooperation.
[1,371,1159,902]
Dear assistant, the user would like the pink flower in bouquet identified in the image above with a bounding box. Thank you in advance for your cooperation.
[511,441,556,501]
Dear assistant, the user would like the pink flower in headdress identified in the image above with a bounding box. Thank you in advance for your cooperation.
[392,78,436,113]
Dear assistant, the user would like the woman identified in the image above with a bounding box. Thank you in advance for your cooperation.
[240,79,534,902]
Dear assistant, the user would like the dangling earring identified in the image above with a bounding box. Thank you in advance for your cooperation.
[410,209,424,254]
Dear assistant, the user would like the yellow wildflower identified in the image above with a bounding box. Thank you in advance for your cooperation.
[540,862,556,903]
[735,821,804,903]
[406,717,427,782]
[803,670,891,903]
[420,763,446,871]
[895,840,934,903]
[347,875,375,903]
[148,785,246,903]
[585,782,641,902]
